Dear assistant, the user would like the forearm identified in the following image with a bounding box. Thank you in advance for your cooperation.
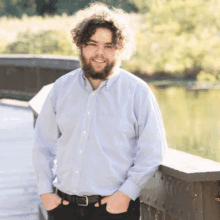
[33,142,56,196]
[32,86,60,196]
[33,117,57,196]
[119,140,166,201]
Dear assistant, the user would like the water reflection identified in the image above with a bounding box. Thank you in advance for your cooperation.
[149,85,220,162]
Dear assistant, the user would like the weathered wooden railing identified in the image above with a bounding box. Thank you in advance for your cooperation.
[3,54,218,102]
[0,54,80,101]
[29,84,220,220]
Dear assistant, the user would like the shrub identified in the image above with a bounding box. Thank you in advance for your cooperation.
[4,29,77,56]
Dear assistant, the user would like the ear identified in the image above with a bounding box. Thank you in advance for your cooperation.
[116,41,123,50]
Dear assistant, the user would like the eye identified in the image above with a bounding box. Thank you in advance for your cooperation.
[87,43,97,47]
[105,45,114,49]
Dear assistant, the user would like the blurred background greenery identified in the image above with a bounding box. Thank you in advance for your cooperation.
[1,0,220,81]
[150,85,220,162]
[0,0,220,162]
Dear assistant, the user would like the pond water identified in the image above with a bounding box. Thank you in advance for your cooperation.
[149,85,220,162]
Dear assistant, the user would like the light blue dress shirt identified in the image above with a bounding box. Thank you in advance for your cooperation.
[32,67,167,201]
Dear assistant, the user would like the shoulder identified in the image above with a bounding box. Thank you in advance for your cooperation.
[49,68,81,99]
[118,68,151,95]
[54,68,81,87]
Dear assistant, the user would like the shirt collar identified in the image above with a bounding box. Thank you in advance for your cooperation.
[81,67,120,90]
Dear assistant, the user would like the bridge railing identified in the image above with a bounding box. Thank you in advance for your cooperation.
[0,54,80,101]
[140,149,220,220]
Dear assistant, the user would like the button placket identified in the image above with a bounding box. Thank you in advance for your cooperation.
[74,90,97,194]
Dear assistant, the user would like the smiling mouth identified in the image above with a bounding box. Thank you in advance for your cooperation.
[93,59,105,63]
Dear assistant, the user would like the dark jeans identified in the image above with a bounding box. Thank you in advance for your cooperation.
[47,195,140,220]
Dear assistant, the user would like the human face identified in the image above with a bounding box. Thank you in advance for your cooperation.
[80,28,118,80]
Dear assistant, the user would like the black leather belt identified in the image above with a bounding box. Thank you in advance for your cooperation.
[57,189,104,206]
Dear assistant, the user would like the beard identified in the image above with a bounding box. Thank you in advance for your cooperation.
[80,52,116,80]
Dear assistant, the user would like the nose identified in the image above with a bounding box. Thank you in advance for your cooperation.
[96,46,104,54]
[97,49,104,55]
[94,47,104,59]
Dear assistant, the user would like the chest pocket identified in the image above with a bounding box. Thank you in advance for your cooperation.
[98,113,135,139]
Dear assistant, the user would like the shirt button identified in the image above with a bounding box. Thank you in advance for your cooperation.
[88,111,91,115]
[92,93,96,96]
[83,131,86,134]
[76,171,79,174]
[79,150,83,153]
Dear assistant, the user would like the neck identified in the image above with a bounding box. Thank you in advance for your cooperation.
[88,78,102,90]
[85,66,119,90]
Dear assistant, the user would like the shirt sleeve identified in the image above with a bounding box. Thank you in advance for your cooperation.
[32,81,60,196]
[119,83,168,201]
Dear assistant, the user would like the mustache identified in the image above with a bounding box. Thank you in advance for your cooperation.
[92,54,106,59]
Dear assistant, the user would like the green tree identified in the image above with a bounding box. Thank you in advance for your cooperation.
[36,0,58,15]
[127,0,220,80]
[0,0,36,17]
[128,0,150,13]
[4,29,76,55]
[0,0,140,17]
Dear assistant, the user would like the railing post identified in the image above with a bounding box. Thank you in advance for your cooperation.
[202,181,220,219]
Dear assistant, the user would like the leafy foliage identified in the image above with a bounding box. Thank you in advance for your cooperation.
[123,0,220,80]
[4,29,77,55]
[2,0,220,81]
[0,0,139,17]
[0,0,36,17]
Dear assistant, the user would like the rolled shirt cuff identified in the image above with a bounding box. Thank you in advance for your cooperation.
[118,179,141,201]
[38,179,53,196]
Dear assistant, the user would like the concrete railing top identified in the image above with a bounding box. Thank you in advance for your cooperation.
[0,54,79,70]
[29,83,54,116]
[162,148,220,182]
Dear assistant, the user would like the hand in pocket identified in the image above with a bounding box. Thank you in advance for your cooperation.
[40,193,69,211]
[94,191,130,214]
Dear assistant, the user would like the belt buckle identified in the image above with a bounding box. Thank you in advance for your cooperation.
[77,195,89,206]
[55,187,58,195]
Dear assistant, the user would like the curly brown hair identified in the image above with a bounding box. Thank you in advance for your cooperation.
[71,2,135,60]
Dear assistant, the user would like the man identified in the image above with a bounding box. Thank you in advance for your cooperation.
[32,3,167,220]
